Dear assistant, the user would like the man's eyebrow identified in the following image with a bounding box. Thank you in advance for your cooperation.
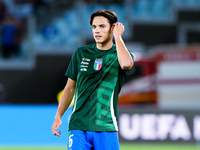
[92,24,105,26]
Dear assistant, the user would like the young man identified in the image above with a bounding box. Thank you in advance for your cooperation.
[51,10,134,150]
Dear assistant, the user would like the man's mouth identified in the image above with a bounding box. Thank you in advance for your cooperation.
[95,35,102,39]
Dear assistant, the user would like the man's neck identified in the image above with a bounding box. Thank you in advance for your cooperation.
[96,41,113,50]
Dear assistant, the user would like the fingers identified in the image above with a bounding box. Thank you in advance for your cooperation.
[113,22,124,28]
[113,22,124,31]
[54,130,61,136]
[51,120,62,136]
[113,22,124,37]
[52,124,61,136]
[114,22,121,26]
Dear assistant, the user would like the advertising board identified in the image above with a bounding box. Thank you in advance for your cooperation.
[118,107,200,143]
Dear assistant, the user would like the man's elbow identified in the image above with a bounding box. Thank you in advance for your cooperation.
[121,61,134,70]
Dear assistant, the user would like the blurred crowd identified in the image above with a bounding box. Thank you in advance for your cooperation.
[0,0,56,59]
[0,0,125,59]
[0,0,31,58]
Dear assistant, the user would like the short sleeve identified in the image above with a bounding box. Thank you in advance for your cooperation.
[65,49,78,81]
[129,51,134,62]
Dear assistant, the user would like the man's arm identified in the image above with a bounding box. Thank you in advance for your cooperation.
[51,78,76,136]
[113,22,134,70]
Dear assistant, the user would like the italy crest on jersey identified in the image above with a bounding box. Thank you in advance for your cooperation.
[94,59,102,70]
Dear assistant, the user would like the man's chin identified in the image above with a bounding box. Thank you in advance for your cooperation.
[96,41,103,44]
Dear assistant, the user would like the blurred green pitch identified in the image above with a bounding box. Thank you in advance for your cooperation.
[0,143,199,150]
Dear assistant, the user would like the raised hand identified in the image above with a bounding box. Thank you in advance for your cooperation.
[112,22,125,38]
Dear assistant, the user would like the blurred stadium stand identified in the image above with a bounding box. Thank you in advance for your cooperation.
[0,0,200,106]
[0,0,200,58]
[28,0,200,52]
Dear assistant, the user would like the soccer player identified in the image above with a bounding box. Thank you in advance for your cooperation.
[51,10,134,150]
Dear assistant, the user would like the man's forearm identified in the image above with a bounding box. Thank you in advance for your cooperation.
[55,79,76,119]
[115,36,133,70]
[55,88,74,119]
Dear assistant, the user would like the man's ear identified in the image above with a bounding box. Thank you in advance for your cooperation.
[111,24,115,33]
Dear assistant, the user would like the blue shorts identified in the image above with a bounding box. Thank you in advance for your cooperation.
[67,130,120,150]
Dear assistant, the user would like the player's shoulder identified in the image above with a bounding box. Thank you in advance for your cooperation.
[76,44,95,53]
[76,44,95,51]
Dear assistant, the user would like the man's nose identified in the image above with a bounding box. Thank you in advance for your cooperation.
[95,27,100,32]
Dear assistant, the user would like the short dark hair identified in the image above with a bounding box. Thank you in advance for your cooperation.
[90,10,118,26]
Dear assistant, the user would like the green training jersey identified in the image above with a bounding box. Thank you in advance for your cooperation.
[66,44,133,131]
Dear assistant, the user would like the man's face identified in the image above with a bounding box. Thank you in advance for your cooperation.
[92,16,112,44]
